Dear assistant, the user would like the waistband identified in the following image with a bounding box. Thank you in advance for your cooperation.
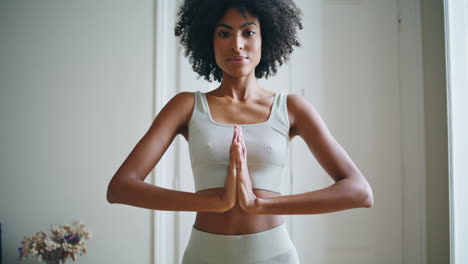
[184,222,295,263]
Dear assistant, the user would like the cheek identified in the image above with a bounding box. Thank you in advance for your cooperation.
[213,41,223,64]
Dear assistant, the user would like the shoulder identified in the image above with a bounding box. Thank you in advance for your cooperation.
[285,93,302,138]
[286,93,323,138]
[163,91,195,113]
[285,93,312,113]
[170,90,195,102]
[165,91,196,127]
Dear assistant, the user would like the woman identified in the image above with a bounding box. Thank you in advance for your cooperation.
[107,0,374,263]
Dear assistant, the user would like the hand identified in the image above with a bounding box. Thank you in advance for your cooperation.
[234,125,258,214]
[219,124,239,212]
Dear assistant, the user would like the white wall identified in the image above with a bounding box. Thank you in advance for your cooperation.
[0,1,154,263]
[0,0,450,263]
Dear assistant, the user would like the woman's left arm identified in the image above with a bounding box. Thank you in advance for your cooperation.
[254,94,374,215]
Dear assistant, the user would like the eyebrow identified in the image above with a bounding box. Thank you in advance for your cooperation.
[215,21,257,30]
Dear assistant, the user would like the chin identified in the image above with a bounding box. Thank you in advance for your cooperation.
[223,68,255,79]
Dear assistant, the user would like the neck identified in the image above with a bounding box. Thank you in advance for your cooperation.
[217,72,261,100]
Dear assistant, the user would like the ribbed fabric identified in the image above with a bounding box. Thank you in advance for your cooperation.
[188,90,290,193]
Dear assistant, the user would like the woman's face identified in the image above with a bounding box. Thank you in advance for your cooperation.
[213,7,262,79]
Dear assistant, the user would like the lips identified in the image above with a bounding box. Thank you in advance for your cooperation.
[228,56,249,61]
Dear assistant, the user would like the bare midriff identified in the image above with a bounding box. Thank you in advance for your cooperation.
[194,188,284,235]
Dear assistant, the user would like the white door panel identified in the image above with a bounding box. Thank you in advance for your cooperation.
[290,0,403,263]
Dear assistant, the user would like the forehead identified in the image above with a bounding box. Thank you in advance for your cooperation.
[216,7,260,26]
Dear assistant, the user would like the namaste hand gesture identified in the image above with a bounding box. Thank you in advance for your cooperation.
[233,125,258,213]
[221,125,258,213]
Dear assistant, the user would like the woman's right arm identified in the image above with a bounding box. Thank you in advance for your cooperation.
[106,92,229,213]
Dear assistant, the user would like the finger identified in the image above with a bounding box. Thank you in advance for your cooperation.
[236,141,242,169]
[230,145,237,169]
[242,139,246,159]
[234,126,243,164]
[239,129,246,158]
[231,126,239,147]
[231,127,236,145]
[230,141,235,155]
[237,132,243,157]
[230,128,238,160]
[230,133,236,154]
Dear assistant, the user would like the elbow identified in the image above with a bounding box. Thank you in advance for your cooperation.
[106,185,116,204]
[358,183,374,208]
[107,176,140,204]
[345,177,373,208]
[106,179,120,204]
[361,191,374,208]
[107,191,116,204]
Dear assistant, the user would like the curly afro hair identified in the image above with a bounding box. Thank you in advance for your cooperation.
[174,0,303,82]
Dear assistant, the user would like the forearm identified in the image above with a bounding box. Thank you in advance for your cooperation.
[255,178,373,215]
[107,178,226,213]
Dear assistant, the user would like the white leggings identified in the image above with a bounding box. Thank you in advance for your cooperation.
[182,222,300,264]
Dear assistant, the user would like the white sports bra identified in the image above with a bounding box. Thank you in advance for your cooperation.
[188,91,290,193]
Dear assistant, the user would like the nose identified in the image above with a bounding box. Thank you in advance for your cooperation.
[231,34,244,53]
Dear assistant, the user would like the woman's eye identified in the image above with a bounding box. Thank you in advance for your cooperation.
[218,31,229,38]
[245,31,256,36]
[217,31,255,38]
